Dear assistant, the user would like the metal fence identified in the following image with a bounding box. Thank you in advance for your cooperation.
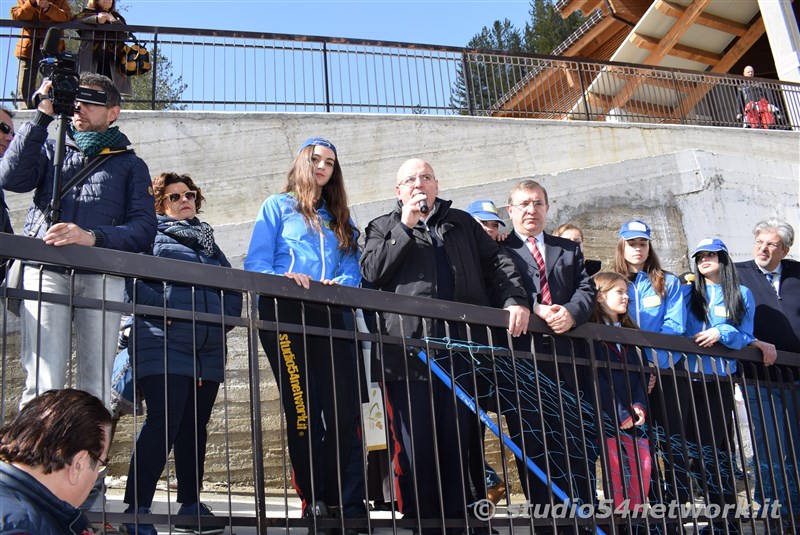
[1,20,799,129]
[2,233,799,534]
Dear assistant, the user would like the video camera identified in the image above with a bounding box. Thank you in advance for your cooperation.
[36,28,80,115]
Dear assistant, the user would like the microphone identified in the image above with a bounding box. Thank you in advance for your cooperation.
[419,199,429,214]
[41,27,62,57]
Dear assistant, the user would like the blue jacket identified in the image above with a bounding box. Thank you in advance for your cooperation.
[684,284,755,376]
[0,461,91,535]
[128,216,243,383]
[627,271,686,368]
[0,112,156,252]
[594,338,648,429]
[244,193,361,287]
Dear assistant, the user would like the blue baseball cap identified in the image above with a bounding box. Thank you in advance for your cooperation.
[466,200,505,226]
[298,137,337,156]
[692,237,729,257]
[618,220,651,240]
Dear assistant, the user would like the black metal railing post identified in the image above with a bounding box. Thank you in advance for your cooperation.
[246,291,268,533]
[461,52,475,116]
[150,30,159,110]
[323,42,331,113]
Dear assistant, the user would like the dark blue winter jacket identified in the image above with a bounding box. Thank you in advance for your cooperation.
[128,216,242,383]
[0,461,91,535]
[0,111,156,252]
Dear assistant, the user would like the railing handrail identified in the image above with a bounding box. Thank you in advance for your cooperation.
[2,18,798,89]
[3,233,795,367]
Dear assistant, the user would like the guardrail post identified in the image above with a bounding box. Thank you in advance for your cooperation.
[576,62,591,121]
[323,42,331,113]
[670,71,686,125]
[462,52,475,116]
[150,31,159,111]
[246,292,268,533]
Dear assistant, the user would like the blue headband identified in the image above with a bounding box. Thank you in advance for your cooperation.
[298,137,337,156]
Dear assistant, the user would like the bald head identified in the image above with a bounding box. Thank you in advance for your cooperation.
[743,65,754,77]
[395,158,438,209]
[396,158,434,185]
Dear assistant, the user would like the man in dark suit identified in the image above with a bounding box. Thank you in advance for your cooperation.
[735,218,800,518]
[499,180,596,529]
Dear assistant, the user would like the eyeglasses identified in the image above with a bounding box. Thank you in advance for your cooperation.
[91,454,108,473]
[509,200,548,211]
[754,239,782,250]
[0,121,13,136]
[167,191,197,203]
[397,173,435,187]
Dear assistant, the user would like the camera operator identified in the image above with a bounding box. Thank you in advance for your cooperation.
[0,72,155,417]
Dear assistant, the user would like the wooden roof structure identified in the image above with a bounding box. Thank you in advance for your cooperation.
[492,0,770,121]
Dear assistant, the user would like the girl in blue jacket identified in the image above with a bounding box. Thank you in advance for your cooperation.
[681,238,755,531]
[244,137,363,525]
[614,220,686,368]
[590,271,651,511]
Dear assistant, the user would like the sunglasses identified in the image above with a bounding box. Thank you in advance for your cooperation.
[0,121,13,136]
[167,191,197,203]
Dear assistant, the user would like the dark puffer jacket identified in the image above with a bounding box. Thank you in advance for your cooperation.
[360,198,528,381]
[0,111,156,252]
[0,461,91,535]
[128,216,243,383]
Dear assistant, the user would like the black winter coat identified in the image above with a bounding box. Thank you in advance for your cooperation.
[0,111,156,252]
[360,199,528,381]
[127,216,243,383]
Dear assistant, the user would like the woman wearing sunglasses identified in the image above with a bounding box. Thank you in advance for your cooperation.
[121,172,242,535]
[245,137,363,528]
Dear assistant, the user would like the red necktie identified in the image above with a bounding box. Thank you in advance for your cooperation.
[528,236,552,305]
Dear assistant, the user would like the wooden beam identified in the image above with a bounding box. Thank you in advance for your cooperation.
[604,0,712,112]
[560,14,618,57]
[557,0,603,19]
[605,65,697,90]
[642,0,713,67]
[654,0,748,37]
[586,91,678,118]
[632,34,722,65]
[670,16,767,121]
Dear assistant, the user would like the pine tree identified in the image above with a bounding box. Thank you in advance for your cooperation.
[524,0,585,54]
[450,19,526,114]
[450,1,584,114]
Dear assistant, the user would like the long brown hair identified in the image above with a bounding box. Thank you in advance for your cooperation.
[613,238,666,297]
[283,146,358,254]
[590,271,638,329]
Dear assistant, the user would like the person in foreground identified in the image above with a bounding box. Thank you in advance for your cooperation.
[121,173,241,535]
[0,388,111,534]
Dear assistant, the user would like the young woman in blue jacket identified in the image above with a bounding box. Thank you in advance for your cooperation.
[681,238,755,532]
[122,172,242,534]
[244,137,363,526]
[613,220,686,513]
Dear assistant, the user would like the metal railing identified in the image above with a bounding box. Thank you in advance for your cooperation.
[2,20,799,129]
[2,233,799,534]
